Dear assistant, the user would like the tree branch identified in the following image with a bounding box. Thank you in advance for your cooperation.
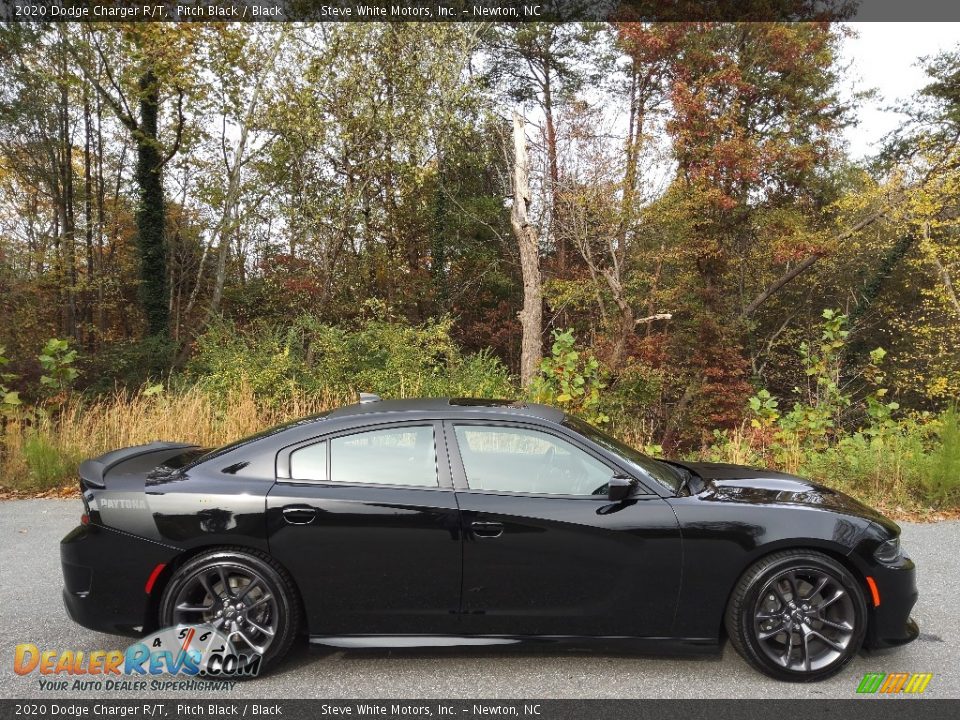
[739,205,892,320]
[635,312,672,325]
[159,86,186,167]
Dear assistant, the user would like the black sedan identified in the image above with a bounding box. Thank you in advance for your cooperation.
[61,396,918,681]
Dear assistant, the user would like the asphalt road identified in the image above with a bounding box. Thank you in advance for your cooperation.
[1,499,957,700]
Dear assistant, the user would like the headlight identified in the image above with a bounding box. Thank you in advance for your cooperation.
[874,537,903,564]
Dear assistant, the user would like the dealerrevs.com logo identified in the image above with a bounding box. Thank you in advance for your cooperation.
[856,673,934,695]
[14,624,261,692]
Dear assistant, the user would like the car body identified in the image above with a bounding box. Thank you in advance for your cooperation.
[61,397,918,681]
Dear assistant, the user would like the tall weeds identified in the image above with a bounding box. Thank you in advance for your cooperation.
[923,405,960,507]
[0,385,342,491]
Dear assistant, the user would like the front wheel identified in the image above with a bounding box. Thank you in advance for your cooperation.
[159,548,301,672]
[725,550,867,682]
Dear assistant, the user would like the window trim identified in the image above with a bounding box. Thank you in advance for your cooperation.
[275,420,451,490]
[444,420,653,499]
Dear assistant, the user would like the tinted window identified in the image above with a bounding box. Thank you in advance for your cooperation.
[454,425,612,495]
[330,426,438,487]
[563,417,681,493]
[290,441,327,481]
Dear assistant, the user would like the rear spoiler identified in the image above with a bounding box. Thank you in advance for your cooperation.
[78,441,198,489]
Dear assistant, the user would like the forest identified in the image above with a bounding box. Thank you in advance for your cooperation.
[0,22,958,515]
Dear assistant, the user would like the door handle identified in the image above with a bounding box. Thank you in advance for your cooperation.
[471,521,504,538]
[282,505,317,525]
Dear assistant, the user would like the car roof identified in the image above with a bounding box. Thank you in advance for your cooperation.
[325,397,565,423]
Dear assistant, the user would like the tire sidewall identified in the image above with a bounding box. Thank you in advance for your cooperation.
[737,553,868,682]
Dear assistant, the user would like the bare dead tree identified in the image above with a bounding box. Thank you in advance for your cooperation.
[511,111,543,388]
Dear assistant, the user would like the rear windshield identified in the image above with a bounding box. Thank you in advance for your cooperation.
[187,412,329,469]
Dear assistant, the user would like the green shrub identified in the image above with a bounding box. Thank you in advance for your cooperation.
[799,424,931,509]
[921,406,960,507]
[0,344,21,414]
[187,315,516,405]
[22,435,82,490]
[83,336,176,393]
[38,338,79,397]
[704,310,960,511]
[530,329,608,425]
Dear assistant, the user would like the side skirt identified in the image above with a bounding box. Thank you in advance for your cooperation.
[309,635,720,655]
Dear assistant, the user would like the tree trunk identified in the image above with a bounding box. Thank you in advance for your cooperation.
[95,86,106,335]
[925,222,960,317]
[58,74,77,340]
[83,85,95,346]
[200,32,283,325]
[543,72,562,275]
[134,68,169,338]
[208,214,231,319]
[604,269,635,369]
[511,112,542,388]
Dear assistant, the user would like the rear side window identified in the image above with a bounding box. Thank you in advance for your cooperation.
[330,426,438,487]
[290,441,327,481]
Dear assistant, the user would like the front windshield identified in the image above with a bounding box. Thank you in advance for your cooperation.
[563,417,682,493]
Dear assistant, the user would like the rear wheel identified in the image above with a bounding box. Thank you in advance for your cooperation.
[725,550,867,681]
[159,549,300,671]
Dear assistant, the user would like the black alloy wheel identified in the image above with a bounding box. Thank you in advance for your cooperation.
[725,550,867,681]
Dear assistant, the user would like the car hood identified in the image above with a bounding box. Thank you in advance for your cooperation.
[668,461,899,534]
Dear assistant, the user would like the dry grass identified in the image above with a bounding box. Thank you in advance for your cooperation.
[0,385,346,490]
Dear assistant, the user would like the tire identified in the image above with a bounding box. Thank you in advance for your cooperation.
[159,548,301,673]
[724,550,867,682]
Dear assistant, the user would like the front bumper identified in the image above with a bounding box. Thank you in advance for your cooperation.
[61,523,178,637]
[862,555,920,649]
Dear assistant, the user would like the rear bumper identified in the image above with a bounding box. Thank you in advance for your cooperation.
[60,523,178,637]
[863,555,920,649]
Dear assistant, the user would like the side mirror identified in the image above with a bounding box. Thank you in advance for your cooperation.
[608,475,636,502]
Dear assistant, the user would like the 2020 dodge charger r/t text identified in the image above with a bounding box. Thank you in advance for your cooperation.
[60,396,918,681]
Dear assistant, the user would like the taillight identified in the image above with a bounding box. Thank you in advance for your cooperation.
[80,513,89,525]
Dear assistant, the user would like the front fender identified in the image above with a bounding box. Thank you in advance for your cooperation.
[667,497,874,639]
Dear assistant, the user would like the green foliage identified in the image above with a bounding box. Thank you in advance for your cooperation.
[21,435,82,491]
[188,315,515,405]
[923,406,960,507]
[2,28,960,518]
[83,336,176,393]
[0,345,21,414]
[133,69,170,339]
[37,338,79,396]
[530,329,608,425]
[719,310,960,509]
[780,309,850,442]
[143,383,165,397]
[748,389,779,428]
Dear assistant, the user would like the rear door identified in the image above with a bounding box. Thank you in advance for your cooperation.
[266,420,462,635]
[448,421,682,638]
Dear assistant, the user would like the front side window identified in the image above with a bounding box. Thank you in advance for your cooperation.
[329,425,438,487]
[454,425,612,496]
[563,416,681,493]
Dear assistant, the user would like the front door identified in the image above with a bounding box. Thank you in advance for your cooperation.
[266,421,462,635]
[447,421,682,637]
